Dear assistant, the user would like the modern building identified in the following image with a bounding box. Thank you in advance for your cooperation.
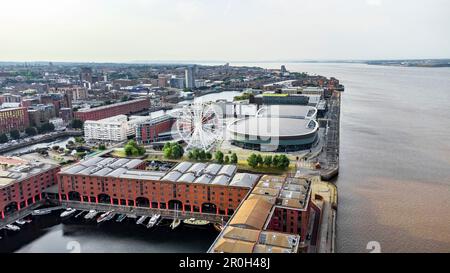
[0,156,60,219]
[135,114,176,144]
[84,115,129,142]
[58,158,259,216]
[169,77,185,89]
[208,175,312,253]
[59,107,73,122]
[185,66,195,89]
[228,116,319,152]
[74,98,150,121]
[0,107,30,134]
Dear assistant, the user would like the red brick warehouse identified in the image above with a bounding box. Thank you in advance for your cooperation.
[74,98,150,121]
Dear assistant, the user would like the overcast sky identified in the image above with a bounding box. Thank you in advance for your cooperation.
[1,0,449,62]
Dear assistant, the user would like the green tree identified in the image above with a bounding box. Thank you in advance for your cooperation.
[25,127,37,136]
[247,154,258,168]
[71,119,84,129]
[272,155,280,167]
[98,144,106,150]
[224,155,230,164]
[192,149,200,161]
[0,133,8,143]
[263,155,273,167]
[230,153,238,164]
[256,154,263,167]
[206,151,212,160]
[125,140,146,157]
[171,144,184,159]
[10,129,20,140]
[278,155,290,169]
[199,150,206,161]
[187,151,194,160]
[215,151,224,164]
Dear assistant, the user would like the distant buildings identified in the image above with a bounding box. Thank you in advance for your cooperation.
[185,66,195,89]
[169,77,185,89]
[0,107,29,134]
[80,67,93,83]
[27,104,56,127]
[74,98,150,121]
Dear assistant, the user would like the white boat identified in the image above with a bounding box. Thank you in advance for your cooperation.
[32,208,52,216]
[60,208,77,218]
[170,218,181,230]
[97,211,115,223]
[146,214,161,228]
[136,215,148,225]
[15,219,27,225]
[5,224,20,231]
[84,210,98,220]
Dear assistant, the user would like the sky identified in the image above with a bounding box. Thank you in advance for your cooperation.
[1,0,449,62]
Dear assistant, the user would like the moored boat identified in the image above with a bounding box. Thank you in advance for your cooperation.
[5,224,20,231]
[136,215,148,225]
[60,208,77,218]
[146,214,161,228]
[170,218,181,230]
[116,214,127,222]
[183,218,210,226]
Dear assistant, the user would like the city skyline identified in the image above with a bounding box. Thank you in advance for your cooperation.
[1,0,449,62]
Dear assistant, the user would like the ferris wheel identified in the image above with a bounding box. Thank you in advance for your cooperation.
[174,101,225,151]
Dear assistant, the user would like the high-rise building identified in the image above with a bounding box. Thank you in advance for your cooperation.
[185,66,195,89]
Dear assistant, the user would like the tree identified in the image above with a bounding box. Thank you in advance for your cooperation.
[224,155,230,164]
[198,150,206,161]
[264,155,273,167]
[247,154,258,168]
[25,127,37,136]
[0,133,8,143]
[171,144,184,159]
[206,151,212,160]
[230,153,238,164]
[278,155,290,169]
[192,149,200,161]
[215,151,224,164]
[10,129,20,140]
[162,142,183,159]
[256,154,263,167]
[187,151,194,160]
[272,155,280,167]
[71,119,84,129]
[125,140,146,157]
[98,144,106,150]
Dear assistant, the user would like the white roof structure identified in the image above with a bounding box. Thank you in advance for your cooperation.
[230,173,260,188]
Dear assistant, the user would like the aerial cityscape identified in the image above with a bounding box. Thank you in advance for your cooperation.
[0,0,449,263]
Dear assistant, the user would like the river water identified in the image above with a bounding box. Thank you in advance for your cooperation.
[237,62,450,253]
[1,63,449,253]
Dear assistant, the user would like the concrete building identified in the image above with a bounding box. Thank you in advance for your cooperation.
[0,107,30,134]
[0,156,60,219]
[185,66,195,89]
[170,77,185,89]
[74,98,150,121]
[49,86,88,101]
[84,114,153,142]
